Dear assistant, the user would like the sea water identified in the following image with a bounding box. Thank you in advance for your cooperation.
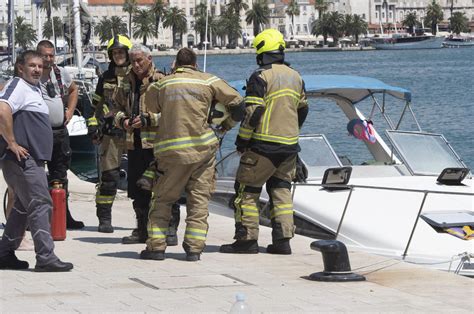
[71,48,474,177]
[156,48,472,168]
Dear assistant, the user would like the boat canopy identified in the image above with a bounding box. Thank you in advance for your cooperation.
[230,75,411,104]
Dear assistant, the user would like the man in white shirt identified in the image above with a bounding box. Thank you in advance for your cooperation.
[0,50,73,272]
[37,40,84,229]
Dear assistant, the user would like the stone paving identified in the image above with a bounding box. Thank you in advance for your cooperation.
[0,172,473,313]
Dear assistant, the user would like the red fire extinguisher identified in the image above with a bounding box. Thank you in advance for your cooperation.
[50,181,66,241]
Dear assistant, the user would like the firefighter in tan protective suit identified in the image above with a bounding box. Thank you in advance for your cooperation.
[140,47,244,262]
[220,29,308,255]
[87,35,131,233]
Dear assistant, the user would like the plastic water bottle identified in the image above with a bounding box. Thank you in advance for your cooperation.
[229,293,251,314]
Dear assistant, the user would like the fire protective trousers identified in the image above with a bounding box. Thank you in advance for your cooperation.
[234,150,297,241]
[146,151,216,254]
[96,134,125,221]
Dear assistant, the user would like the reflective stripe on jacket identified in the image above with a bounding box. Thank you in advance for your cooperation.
[237,63,307,152]
[114,64,164,150]
[145,66,243,164]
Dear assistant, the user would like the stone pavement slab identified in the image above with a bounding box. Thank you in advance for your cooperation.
[0,171,473,313]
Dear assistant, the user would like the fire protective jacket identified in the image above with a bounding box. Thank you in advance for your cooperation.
[88,65,130,129]
[113,64,164,150]
[144,66,244,164]
[236,63,308,154]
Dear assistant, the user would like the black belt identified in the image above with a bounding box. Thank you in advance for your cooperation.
[52,126,65,131]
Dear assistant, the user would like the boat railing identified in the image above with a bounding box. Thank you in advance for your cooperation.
[291,182,473,260]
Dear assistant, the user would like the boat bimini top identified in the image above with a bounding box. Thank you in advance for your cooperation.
[229,75,469,175]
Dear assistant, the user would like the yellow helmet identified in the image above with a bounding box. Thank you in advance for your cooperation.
[253,29,286,55]
[107,35,132,59]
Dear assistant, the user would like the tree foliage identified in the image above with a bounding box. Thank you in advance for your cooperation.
[163,7,187,48]
[133,9,157,46]
[245,0,269,37]
[15,16,37,50]
[286,0,300,36]
[42,16,63,40]
[94,16,128,44]
[122,0,137,38]
[424,0,443,35]
[449,11,469,34]
[402,12,420,34]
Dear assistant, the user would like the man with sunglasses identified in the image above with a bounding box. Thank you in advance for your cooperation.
[37,40,84,230]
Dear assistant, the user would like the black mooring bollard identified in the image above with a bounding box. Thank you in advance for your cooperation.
[309,240,365,282]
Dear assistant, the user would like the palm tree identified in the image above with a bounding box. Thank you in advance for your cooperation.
[163,7,187,48]
[311,14,329,45]
[449,12,469,35]
[95,17,112,44]
[42,16,63,40]
[221,7,242,47]
[123,0,137,38]
[314,0,328,19]
[38,0,61,22]
[424,0,443,35]
[245,0,270,37]
[286,0,300,37]
[152,0,166,36]
[327,11,344,44]
[194,3,208,45]
[133,9,157,46]
[227,0,249,16]
[350,14,367,43]
[110,16,129,37]
[342,14,353,37]
[15,16,37,50]
[402,12,419,34]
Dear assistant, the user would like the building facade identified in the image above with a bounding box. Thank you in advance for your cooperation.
[1,0,474,50]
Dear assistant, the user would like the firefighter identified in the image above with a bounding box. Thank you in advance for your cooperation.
[140,47,244,262]
[220,29,308,255]
[113,44,180,245]
[87,35,131,233]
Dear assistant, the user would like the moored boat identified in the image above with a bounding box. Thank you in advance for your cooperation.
[215,75,473,276]
[370,34,444,50]
[443,36,474,48]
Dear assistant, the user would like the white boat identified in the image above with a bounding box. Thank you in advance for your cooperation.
[214,75,473,276]
[370,34,444,50]
[443,36,474,48]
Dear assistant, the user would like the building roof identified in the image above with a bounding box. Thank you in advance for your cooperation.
[88,0,157,5]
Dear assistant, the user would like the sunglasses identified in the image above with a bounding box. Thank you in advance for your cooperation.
[46,81,56,98]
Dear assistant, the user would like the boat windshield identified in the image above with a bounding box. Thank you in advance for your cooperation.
[386,131,466,175]
[299,135,342,177]
[216,134,342,179]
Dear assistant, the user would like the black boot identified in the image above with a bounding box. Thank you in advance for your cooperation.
[66,208,84,230]
[140,249,165,260]
[122,227,141,244]
[219,240,258,254]
[62,180,84,229]
[98,220,114,233]
[0,251,29,270]
[266,239,292,255]
[166,203,180,246]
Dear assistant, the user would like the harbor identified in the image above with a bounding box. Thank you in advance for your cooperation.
[0,172,472,312]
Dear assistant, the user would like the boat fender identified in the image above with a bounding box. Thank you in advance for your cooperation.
[347,119,376,144]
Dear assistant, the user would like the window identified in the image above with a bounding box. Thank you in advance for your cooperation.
[297,24,301,33]
[190,8,193,16]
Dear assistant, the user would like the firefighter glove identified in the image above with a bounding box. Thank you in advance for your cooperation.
[294,154,308,183]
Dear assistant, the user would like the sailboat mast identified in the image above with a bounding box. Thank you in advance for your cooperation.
[73,0,83,77]
[203,0,210,72]
[8,0,15,65]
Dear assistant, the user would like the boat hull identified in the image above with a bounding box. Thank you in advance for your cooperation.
[371,36,444,50]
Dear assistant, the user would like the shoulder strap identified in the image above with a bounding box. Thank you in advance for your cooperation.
[52,65,65,98]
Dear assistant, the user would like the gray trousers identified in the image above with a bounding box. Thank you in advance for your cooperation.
[0,158,58,266]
